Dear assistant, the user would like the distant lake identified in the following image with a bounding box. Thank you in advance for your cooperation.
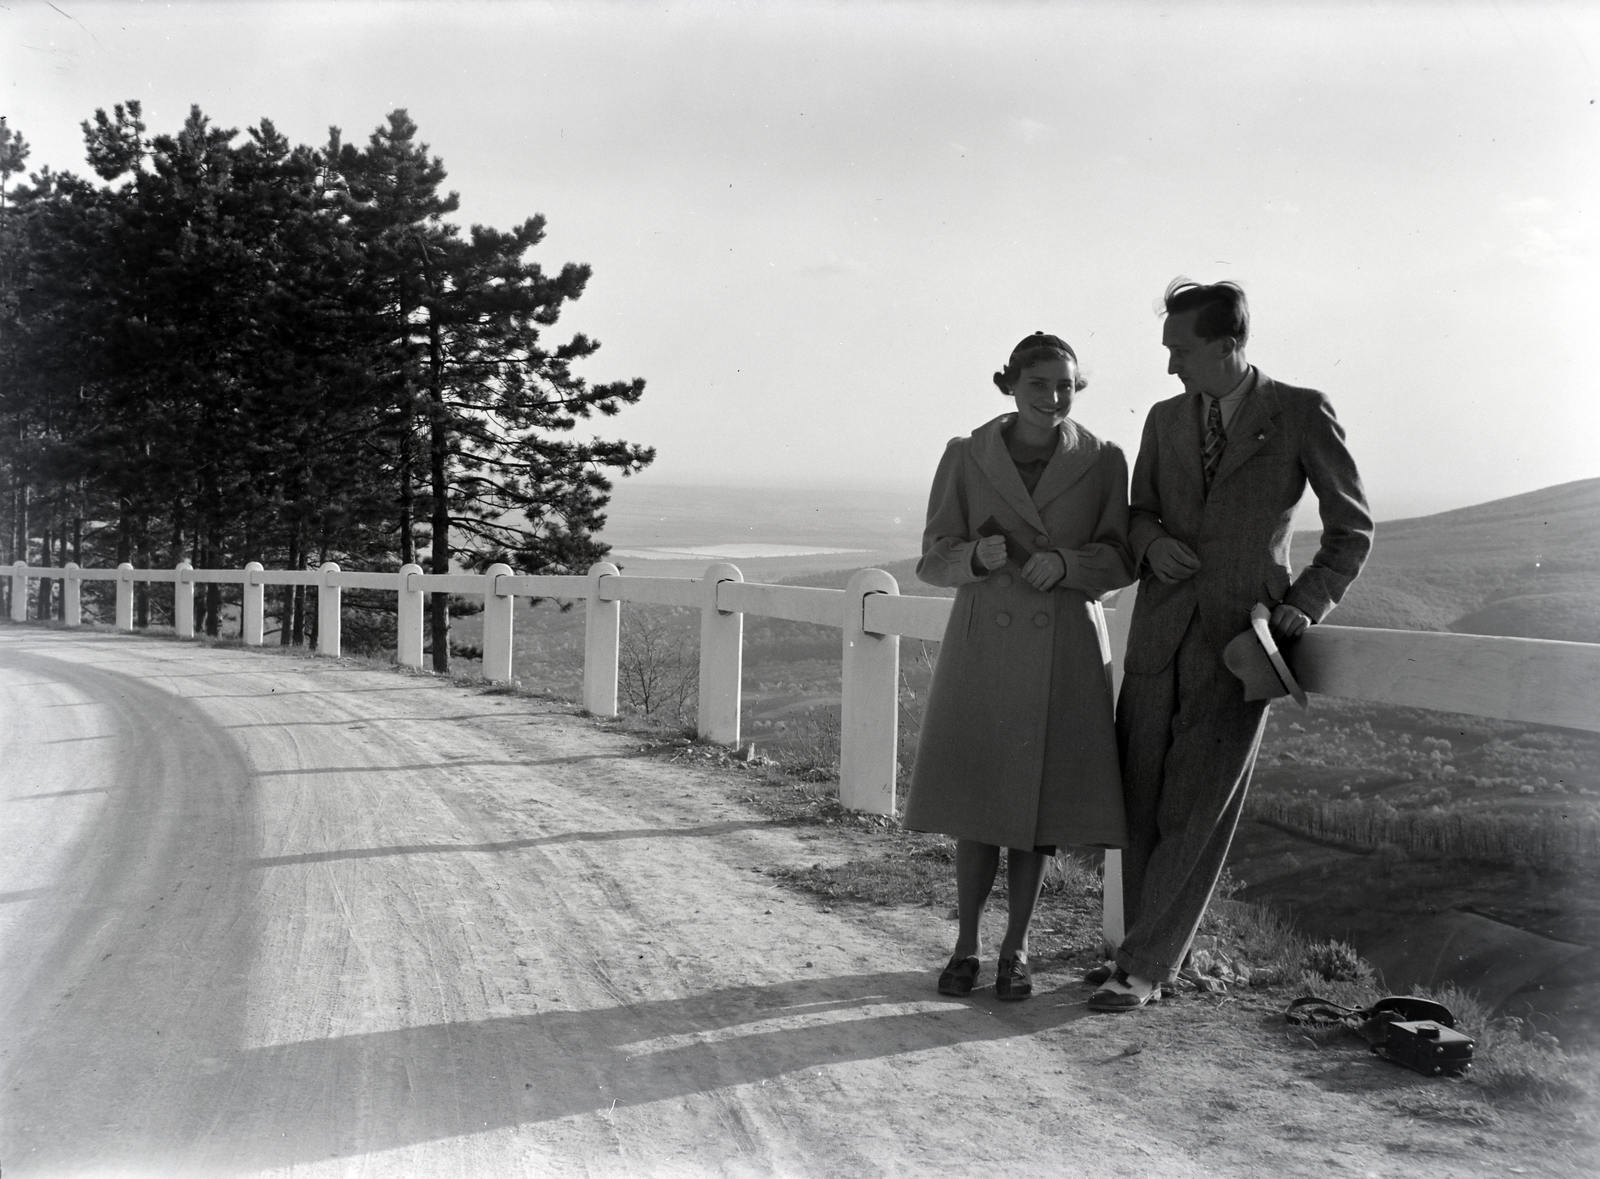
[609,544,869,561]
[600,482,926,555]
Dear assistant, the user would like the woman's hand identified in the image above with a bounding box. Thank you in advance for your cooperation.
[973,534,1008,572]
[1021,550,1065,591]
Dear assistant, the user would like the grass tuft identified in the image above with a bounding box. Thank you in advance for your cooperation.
[766,855,956,907]
[1303,938,1374,983]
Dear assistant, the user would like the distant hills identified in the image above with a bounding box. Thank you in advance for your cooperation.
[788,477,1600,644]
[1307,477,1600,642]
[601,482,925,553]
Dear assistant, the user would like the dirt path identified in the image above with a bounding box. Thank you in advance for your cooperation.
[0,629,1590,1178]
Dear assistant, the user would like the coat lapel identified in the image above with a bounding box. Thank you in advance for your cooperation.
[1032,418,1100,513]
[971,416,1048,534]
[1161,392,1205,498]
[1209,371,1281,491]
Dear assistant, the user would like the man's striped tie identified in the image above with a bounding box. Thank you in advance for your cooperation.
[1202,396,1226,496]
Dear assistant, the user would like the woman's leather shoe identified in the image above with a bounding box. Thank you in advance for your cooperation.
[938,955,980,996]
[995,956,1032,1001]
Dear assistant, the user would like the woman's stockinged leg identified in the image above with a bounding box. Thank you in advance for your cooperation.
[1000,848,1048,961]
[953,840,1001,959]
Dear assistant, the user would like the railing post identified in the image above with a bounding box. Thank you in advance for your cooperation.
[9,562,25,623]
[243,562,265,646]
[840,568,901,815]
[1099,583,1138,952]
[317,562,341,657]
[698,562,744,746]
[174,560,195,639]
[584,562,620,717]
[116,563,134,631]
[482,562,515,682]
[64,562,81,627]
[397,563,424,669]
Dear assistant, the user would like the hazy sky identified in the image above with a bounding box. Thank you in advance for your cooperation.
[5,0,1598,523]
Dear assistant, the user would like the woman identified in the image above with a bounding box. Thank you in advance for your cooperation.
[904,331,1135,1001]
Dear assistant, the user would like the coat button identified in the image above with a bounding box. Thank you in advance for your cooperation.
[1035,535,1050,548]
[995,573,1012,588]
[1034,612,1050,628]
[995,612,1011,628]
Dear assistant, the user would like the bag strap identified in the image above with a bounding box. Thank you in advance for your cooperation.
[1284,996,1359,1027]
[1285,994,1458,1040]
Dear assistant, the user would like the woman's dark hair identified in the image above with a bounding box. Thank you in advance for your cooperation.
[993,331,1087,395]
[1163,279,1249,346]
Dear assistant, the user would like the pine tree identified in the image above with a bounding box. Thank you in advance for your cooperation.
[0,103,652,650]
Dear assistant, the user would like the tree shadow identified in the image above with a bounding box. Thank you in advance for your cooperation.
[221,713,508,729]
[249,819,788,868]
[18,970,1095,1175]
[249,753,633,778]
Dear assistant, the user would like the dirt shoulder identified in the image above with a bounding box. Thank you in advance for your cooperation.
[1,627,1595,1178]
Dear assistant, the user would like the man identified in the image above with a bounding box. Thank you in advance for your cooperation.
[1089,279,1372,1012]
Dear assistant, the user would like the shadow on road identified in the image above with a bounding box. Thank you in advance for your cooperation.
[249,752,636,778]
[249,819,787,868]
[28,970,1096,1174]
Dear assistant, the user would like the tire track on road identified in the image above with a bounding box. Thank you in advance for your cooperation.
[0,644,260,1176]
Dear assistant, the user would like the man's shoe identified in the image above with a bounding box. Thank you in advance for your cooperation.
[1082,962,1114,987]
[995,956,1033,1001]
[937,955,980,996]
[1087,969,1159,1013]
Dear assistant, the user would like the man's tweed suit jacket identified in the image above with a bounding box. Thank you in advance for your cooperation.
[1123,370,1373,674]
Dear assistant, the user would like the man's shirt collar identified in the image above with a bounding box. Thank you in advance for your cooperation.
[1201,365,1256,432]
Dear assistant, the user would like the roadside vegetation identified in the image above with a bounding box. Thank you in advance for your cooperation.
[695,741,1597,1134]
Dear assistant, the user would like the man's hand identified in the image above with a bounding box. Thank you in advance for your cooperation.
[973,534,1008,572]
[1270,603,1310,641]
[1147,537,1201,584]
[1021,551,1065,591]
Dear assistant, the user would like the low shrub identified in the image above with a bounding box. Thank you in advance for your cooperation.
[1302,938,1374,983]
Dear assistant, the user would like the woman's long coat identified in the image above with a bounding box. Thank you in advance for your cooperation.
[903,414,1136,850]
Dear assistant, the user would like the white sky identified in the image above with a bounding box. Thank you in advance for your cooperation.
[5,0,1598,523]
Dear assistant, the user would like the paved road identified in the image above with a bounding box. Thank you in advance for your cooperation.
[2,629,1571,1179]
[0,630,1150,1178]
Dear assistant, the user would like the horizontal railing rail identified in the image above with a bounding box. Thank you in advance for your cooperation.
[9,556,1600,949]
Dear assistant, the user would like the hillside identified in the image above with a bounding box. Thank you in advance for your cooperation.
[791,478,1600,642]
[1305,477,1600,640]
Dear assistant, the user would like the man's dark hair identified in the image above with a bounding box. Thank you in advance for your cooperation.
[1163,279,1249,347]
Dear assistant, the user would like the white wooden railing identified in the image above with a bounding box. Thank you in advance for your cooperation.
[8,557,1600,947]
[3,558,975,815]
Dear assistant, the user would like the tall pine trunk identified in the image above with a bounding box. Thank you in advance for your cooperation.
[426,313,450,673]
[203,521,222,637]
[280,527,300,645]
[134,515,150,628]
[398,410,415,566]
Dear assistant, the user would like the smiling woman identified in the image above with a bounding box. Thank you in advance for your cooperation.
[900,330,1135,1002]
